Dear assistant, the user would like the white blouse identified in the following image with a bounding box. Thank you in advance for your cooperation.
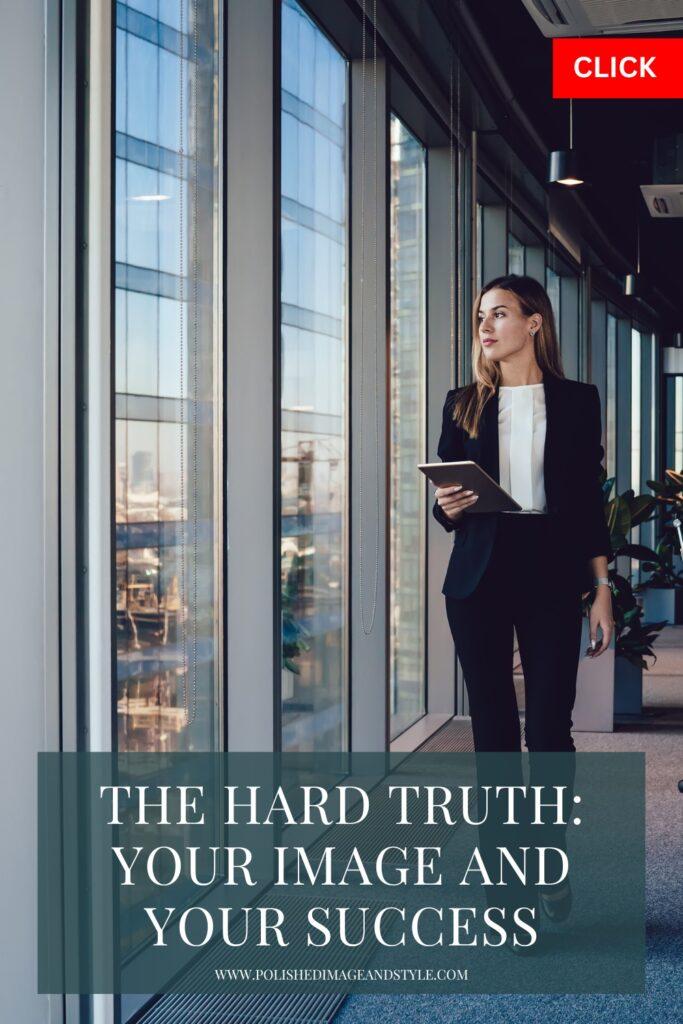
[498,383,547,513]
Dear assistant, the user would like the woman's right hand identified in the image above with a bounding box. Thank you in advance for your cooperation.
[434,485,479,522]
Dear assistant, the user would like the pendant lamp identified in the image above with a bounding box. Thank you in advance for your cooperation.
[548,99,585,188]
[623,208,641,296]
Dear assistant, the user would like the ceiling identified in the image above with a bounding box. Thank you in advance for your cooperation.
[458,0,683,323]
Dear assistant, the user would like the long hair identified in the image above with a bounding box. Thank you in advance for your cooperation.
[454,274,565,437]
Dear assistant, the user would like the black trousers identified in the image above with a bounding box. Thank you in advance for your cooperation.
[446,513,584,754]
[447,515,583,911]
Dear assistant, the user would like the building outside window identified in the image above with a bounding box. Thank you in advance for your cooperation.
[388,113,427,740]
[280,0,349,752]
[113,1,222,1004]
[114,0,221,756]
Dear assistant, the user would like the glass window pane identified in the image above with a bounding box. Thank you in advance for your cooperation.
[546,265,561,330]
[476,201,483,292]
[631,329,641,494]
[280,0,348,752]
[389,113,426,740]
[126,35,159,144]
[606,314,617,480]
[675,377,683,471]
[631,329,641,544]
[114,0,221,755]
[508,233,525,275]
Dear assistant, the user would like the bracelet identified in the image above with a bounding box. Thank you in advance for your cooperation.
[593,577,610,588]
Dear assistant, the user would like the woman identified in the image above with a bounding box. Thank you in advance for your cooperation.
[434,274,613,931]
[433,275,613,755]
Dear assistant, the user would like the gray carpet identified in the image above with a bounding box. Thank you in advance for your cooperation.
[336,723,683,1023]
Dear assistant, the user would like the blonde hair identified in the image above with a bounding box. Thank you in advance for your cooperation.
[454,274,564,437]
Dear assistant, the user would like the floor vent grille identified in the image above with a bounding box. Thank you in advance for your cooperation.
[417,717,475,752]
[136,990,345,1024]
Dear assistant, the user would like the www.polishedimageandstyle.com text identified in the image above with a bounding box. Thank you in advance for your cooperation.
[213,967,469,983]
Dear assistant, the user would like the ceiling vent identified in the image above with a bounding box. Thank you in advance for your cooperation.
[521,0,683,36]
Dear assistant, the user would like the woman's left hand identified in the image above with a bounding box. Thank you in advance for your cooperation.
[588,585,614,656]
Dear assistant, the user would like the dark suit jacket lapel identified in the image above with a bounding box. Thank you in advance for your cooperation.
[542,371,560,507]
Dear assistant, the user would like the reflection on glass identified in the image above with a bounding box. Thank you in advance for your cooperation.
[280,0,348,752]
[606,314,617,480]
[389,114,426,740]
[114,0,220,754]
[508,233,525,276]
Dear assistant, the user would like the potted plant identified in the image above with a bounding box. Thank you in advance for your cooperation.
[573,474,664,727]
[638,537,683,625]
[639,469,683,625]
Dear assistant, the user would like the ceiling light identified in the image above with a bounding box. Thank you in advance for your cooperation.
[623,273,638,297]
[548,99,585,188]
[623,211,643,296]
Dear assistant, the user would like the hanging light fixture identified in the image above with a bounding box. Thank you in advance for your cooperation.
[548,99,585,187]
[623,272,638,297]
[623,207,641,296]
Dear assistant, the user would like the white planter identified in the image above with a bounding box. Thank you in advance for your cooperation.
[572,617,615,732]
[613,656,643,715]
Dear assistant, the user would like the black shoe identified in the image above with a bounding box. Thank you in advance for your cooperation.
[540,880,573,923]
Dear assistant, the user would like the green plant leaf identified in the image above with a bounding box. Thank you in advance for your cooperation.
[613,499,632,538]
[630,496,657,526]
[619,543,660,562]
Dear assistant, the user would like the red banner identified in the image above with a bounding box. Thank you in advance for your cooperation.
[553,38,683,99]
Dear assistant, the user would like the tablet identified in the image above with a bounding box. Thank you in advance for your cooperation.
[418,460,522,514]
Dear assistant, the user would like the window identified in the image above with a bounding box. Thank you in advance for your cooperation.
[114,1,222,754]
[389,113,426,740]
[280,0,349,752]
[638,331,657,557]
[546,258,580,377]
[631,329,641,495]
[675,377,683,472]
[546,265,561,333]
[631,328,642,545]
[508,233,525,275]
[606,314,617,481]
[475,201,483,291]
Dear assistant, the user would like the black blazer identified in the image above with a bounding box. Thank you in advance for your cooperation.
[433,373,612,599]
